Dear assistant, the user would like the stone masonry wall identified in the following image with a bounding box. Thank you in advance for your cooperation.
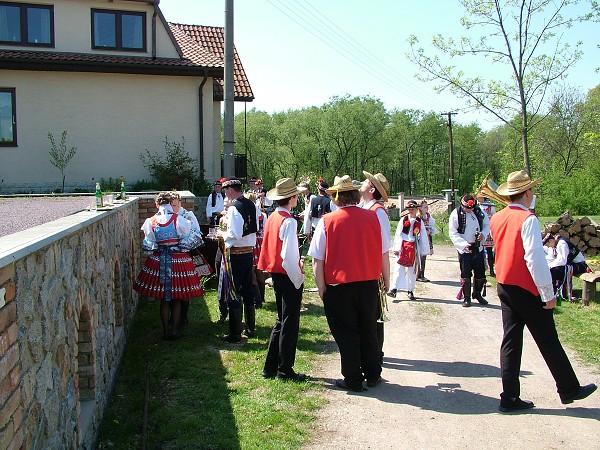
[0,199,139,450]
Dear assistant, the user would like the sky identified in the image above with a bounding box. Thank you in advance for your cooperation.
[159,0,600,130]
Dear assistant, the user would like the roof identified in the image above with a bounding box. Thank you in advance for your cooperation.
[169,23,254,102]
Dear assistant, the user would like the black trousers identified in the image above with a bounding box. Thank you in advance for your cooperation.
[323,280,381,388]
[264,273,303,377]
[458,249,485,279]
[497,283,580,401]
[228,252,256,337]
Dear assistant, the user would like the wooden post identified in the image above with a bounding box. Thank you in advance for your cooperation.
[580,272,600,306]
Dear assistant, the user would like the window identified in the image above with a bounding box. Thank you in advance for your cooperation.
[0,2,54,46]
[0,88,17,146]
[91,9,145,51]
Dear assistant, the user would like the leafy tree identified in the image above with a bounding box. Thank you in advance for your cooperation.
[48,130,77,193]
[408,0,597,176]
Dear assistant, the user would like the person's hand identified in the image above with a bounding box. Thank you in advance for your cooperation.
[477,234,484,242]
[318,286,326,300]
[543,298,557,309]
[393,251,399,256]
[464,247,472,254]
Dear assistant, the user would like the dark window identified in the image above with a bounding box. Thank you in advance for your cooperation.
[91,9,145,51]
[0,88,17,147]
[0,2,54,46]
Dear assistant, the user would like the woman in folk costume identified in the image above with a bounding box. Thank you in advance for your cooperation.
[416,199,439,282]
[134,192,204,340]
[388,200,430,301]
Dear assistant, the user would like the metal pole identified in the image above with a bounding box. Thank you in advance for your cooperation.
[443,112,457,210]
[223,0,235,177]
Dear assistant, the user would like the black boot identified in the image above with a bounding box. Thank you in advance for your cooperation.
[244,303,256,338]
[461,278,472,307]
[488,249,496,277]
[473,278,489,305]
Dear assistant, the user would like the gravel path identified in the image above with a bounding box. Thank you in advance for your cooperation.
[0,197,93,238]
[305,245,599,450]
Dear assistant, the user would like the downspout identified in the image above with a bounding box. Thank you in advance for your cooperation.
[152,0,159,60]
[198,70,208,177]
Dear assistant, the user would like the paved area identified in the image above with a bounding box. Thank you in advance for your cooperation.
[305,245,600,450]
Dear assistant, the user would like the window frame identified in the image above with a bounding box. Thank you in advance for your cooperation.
[0,2,55,47]
[0,88,17,147]
[91,8,146,52]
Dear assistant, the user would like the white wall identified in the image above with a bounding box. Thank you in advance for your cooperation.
[0,70,219,191]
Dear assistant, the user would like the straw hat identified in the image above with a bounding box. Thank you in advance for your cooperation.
[362,170,389,202]
[297,181,310,194]
[496,170,541,196]
[325,175,359,195]
[266,178,300,200]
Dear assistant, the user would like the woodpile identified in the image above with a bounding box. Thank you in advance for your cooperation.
[544,211,600,257]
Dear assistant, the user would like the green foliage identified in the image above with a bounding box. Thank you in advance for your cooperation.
[140,136,211,195]
[98,177,122,193]
[48,130,77,193]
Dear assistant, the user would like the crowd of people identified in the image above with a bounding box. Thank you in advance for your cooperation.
[133,169,596,410]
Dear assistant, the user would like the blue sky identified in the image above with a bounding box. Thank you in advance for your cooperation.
[160,0,599,130]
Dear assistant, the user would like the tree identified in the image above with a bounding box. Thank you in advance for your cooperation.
[408,0,596,176]
[48,130,77,193]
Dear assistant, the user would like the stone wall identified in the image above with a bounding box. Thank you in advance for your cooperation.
[0,199,140,450]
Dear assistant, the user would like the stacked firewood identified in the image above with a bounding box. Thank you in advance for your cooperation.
[544,211,600,257]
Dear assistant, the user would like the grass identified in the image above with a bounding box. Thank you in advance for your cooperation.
[97,257,333,450]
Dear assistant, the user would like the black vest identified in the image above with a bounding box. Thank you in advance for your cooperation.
[310,196,331,219]
[233,196,258,236]
[557,237,580,264]
[456,205,485,235]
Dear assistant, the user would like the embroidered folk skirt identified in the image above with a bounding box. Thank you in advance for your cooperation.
[134,251,204,300]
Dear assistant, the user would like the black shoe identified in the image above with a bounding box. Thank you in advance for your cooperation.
[335,379,365,392]
[387,289,397,298]
[217,314,227,324]
[407,291,416,301]
[417,277,430,282]
[474,295,489,305]
[277,372,307,382]
[367,376,382,387]
[243,329,255,338]
[221,334,241,343]
[262,370,276,379]
[462,299,471,307]
[499,397,535,412]
[561,384,597,404]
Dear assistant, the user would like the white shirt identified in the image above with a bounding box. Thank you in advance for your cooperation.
[492,203,554,302]
[360,199,391,253]
[275,207,305,289]
[449,207,490,254]
[176,207,200,231]
[392,216,431,256]
[205,192,225,218]
[545,238,586,268]
[221,198,260,249]
[141,204,192,251]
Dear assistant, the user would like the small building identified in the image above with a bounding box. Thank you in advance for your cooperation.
[0,0,254,193]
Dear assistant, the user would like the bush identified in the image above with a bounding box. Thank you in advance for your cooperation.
[140,136,211,195]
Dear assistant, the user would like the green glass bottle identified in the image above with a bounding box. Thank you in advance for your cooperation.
[95,182,103,208]
[120,180,127,201]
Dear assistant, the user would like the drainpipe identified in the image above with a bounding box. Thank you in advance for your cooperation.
[198,70,208,178]
[152,0,159,60]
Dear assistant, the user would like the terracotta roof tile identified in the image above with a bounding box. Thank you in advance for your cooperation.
[169,23,254,101]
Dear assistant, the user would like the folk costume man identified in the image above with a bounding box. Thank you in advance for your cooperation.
[258,178,306,382]
[477,195,497,277]
[449,194,490,307]
[389,200,430,301]
[359,171,391,364]
[217,177,261,343]
[490,170,596,411]
[206,179,225,225]
[308,175,383,392]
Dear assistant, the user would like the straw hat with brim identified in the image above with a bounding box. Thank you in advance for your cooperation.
[363,170,389,202]
[496,170,541,196]
[266,178,300,201]
[326,175,359,195]
[297,182,310,194]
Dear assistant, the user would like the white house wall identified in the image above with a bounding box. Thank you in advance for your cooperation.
[0,0,180,58]
[0,70,219,192]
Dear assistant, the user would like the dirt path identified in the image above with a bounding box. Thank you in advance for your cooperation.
[305,244,600,450]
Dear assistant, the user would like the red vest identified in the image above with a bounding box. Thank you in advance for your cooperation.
[323,207,382,284]
[257,210,298,275]
[490,206,538,295]
[368,201,387,215]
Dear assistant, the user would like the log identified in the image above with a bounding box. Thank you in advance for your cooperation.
[587,247,598,257]
[570,235,581,246]
[584,225,598,235]
[558,229,570,238]
[548,222,562,234]
[580,216,591,226]
[568,221,582,234]
[577,241,587,252]
[588,236,600,248]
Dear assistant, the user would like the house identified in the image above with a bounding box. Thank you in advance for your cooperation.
[0,0,254,193]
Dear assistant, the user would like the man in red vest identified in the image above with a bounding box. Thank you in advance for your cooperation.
[308,175,384,392]
[490,170,596,412]
[258,178,306,382]
[360,171,391,365]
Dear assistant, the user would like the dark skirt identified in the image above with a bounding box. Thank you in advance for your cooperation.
[134,251,203,300]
